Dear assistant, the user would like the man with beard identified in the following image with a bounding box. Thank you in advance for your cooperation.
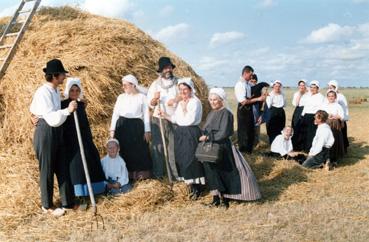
[148,57,180,180]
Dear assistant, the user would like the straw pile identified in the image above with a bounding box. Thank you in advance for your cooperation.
[0,6,208,238]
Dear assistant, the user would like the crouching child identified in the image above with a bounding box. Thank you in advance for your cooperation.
[302,110,335,169]
[101,139,132,195]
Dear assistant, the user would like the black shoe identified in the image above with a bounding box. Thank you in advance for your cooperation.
[189,184,201,200]
[205,196,221,207]
[220,197,229,209]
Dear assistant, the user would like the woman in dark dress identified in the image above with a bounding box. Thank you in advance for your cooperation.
[199,88,261,208]
[291,80,308,151]
[110,74,152,181]
[61,78,105,198]
[161,78,204,200]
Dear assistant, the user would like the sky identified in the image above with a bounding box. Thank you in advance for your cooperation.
[1,0,369,87]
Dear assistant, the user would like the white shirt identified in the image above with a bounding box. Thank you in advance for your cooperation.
[30,83,70,127]
[171,96,202,126]
[271,134,293,156]
[337,93,349,121]
[292,91,309,107]
[322,102,344,120]
[147,77,178,118]
[309,123,335,156]
[234,77,251,103]
[110,93,150,132]
[302,93,325,116]
[266,91,286,108]
[101,155,129,186]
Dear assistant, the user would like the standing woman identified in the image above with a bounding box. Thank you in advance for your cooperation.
[291,79,309,151]
[61,78,106,198]
[161,78,204,199]
[301,80,325,152]
[110,74,152,181]
[266,80,286,144]
[328,80,349,153]
[322,90,345,165]
[200,88,261,208]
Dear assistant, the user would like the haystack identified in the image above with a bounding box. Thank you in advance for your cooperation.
[0,6,208,236]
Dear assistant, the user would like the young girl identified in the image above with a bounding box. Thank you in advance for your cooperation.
[101,139,131,195]
[322,90,345,166]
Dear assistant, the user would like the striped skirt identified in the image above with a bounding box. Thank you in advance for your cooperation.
[223,145,261,201]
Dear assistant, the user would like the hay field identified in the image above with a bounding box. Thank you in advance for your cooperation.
[1,6,369,242]
[1,86,369,241]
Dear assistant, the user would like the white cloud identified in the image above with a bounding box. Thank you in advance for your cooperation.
[197,56,227,71]
[260,0,276,8]
[304,23,355,44]
[159,5,174,17]
[82,0,133,18]
[209,31,245,47]
[154,23,190,43]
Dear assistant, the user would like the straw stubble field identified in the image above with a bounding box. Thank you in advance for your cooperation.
[1,6,369,242]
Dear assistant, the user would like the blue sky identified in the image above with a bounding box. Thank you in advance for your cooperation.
[1,0,369,87]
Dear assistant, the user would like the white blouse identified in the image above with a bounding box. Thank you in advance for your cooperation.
[147,77,178,119]
[266,91,286,108]
[292,91,309,107]
[100,155,129,186]
[271,134,293,156]
[302,93,325,115]
[309,123,335,156]
[171,96,202,126]
[110,93,150,132]
[337,93,349,121]
[322,102,344,120]
[234,77,251,103]
[30,83,70,127]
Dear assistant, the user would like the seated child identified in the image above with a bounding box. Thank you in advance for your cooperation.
[265,126,306,163]
[302,110,335,169]
[101,139,132,195]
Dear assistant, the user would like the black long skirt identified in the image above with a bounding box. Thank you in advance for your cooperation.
[291,106,304,151]
[114,117,152,172]
[203,139,241,195]
[342,121,349,153]
[174,126,205,184]
[237,103,255,153]
[328,120,345,163]
[266,107,286,144]
[302,114,317,152]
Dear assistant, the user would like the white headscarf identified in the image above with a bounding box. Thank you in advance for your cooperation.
[177,77,196,94]
[64,77,83,99]
[310,80,320,88]
[271,80,283,87]
[328,80,338,91]
[106,138,120,146]
[122,74,148,95]
[209,87,226,101]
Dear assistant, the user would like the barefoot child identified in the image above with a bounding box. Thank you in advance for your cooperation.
[101,139,132,195]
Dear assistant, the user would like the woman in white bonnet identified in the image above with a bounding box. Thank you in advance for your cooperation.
[110,74,152,181]
[199,87,261,208]
[61,77,106,200]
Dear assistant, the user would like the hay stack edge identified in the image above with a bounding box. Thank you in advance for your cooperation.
[0,6,208,234]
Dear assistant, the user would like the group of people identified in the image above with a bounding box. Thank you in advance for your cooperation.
[235,66,349,170]
[30,57,263,216]
[29,57,349,216]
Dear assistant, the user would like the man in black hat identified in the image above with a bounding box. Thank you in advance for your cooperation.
[30,59,77,216]
[234,65,266,154]
[147,57,180,180]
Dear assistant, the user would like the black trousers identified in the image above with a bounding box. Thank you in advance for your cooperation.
[33,119,74,209]
[302,148,330,169]
[237,104,255,153]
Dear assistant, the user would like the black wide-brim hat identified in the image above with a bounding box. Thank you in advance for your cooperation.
[157,56,176,73]
[43,59,69,74]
